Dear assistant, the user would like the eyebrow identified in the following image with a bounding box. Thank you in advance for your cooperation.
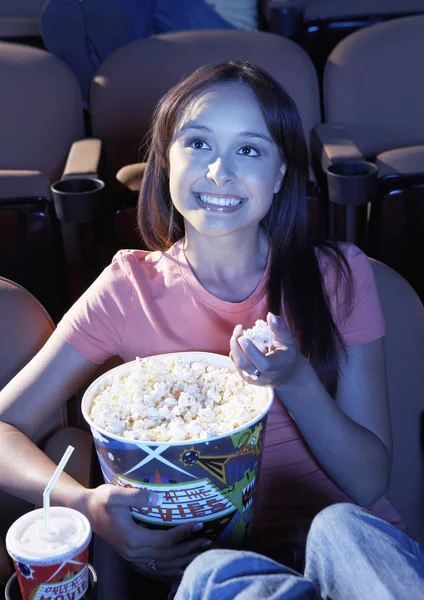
[179,121,273,144]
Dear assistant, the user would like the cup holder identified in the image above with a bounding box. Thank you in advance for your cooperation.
[51,177,105,223]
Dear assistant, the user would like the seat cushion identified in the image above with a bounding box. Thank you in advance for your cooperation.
[375,145,424,177]
[0,17,40,38]
[0,170,50,199]
[323,16,424,158]
[0,0,46,37]
[0,42,84,184]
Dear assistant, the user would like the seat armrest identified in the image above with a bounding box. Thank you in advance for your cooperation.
[62,138,103,180]
[52,139,105,223]
[311,123,364,172]
[263,1,303,38]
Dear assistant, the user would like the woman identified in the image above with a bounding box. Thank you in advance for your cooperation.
[0,61,401,587]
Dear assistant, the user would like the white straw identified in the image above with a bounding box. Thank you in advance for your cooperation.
[43,445,75,534]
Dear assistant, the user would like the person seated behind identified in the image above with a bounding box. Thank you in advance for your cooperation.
[0,60,402,594]
[175,503,424,599]
[41,0,258,103]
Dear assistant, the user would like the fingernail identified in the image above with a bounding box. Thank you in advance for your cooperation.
[270,312,285,328]
[202,540,213,549]
[238,337,248,349]
[192,522,204,532]
[269,312,279,326]
[149,492,163,506]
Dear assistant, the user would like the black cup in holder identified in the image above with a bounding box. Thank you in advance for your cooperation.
[51,177,105,223]
[326,161,378,206]
[326,161,379,243]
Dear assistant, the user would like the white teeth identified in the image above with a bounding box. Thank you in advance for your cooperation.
[198,194,242,207]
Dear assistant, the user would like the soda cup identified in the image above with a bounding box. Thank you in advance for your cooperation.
[5,506,92,600]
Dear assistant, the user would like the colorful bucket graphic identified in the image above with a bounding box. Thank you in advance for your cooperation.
[82,352,273,549]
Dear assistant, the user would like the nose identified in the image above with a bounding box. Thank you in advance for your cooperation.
[206,156,235,186]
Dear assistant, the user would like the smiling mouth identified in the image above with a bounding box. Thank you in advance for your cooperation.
[194,192,245,208]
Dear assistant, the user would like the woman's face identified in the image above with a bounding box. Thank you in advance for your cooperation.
[168,82,286,240]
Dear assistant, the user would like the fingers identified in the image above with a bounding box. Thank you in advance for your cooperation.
[238,337,269,370]
[130,560,180,583]
[168,550,203,571]
[267,312,294,348]
[124,528,209,562]
[129,535,211,581]
[166,521,205,545]
[229,316,299,388]
[107,484,164,508]
[128,521,205,554]
[230,326,267,376]
[131,541,212,581]
[125,521,207,559]
[156,548,206,575]
[166,534,212,561]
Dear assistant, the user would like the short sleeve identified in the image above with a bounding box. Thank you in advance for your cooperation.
[56,251,133,363]
[327,245,385,346]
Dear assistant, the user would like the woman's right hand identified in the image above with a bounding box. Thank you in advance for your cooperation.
[78,484,210,581]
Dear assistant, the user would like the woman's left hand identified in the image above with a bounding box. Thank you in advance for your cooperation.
[230,313,303,389]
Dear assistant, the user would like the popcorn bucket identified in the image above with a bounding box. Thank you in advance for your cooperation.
[82,352,273,549]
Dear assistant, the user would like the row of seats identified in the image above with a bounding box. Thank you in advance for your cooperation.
[3,0,420,40]
[265,0,424,73]
[2,18,424,311]
[2,1,424,83]
[3,18,423,201]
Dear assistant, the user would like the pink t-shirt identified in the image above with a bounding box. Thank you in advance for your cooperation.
[57,239,403,560]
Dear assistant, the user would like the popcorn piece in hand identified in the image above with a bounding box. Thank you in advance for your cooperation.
[241,319,275,353]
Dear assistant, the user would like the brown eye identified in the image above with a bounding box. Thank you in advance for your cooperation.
[187,137,210,150]
[238,145,260,157]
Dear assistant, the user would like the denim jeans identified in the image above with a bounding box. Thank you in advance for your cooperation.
[175,503,424,599]
[101,0,235,43]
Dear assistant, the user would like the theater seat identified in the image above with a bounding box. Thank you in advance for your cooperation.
[265,0,424,74]
[0,0,46,40]
[0,277,92,537]
[313,16,424,295]
[370,259,424,545]
[375,146,424,178]
[0,41,93,314]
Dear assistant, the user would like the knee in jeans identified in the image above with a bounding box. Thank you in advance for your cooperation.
[184,549,237,578]
[309,503,365,543]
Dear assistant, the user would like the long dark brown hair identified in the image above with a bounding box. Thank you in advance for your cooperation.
[138,60,353,397]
